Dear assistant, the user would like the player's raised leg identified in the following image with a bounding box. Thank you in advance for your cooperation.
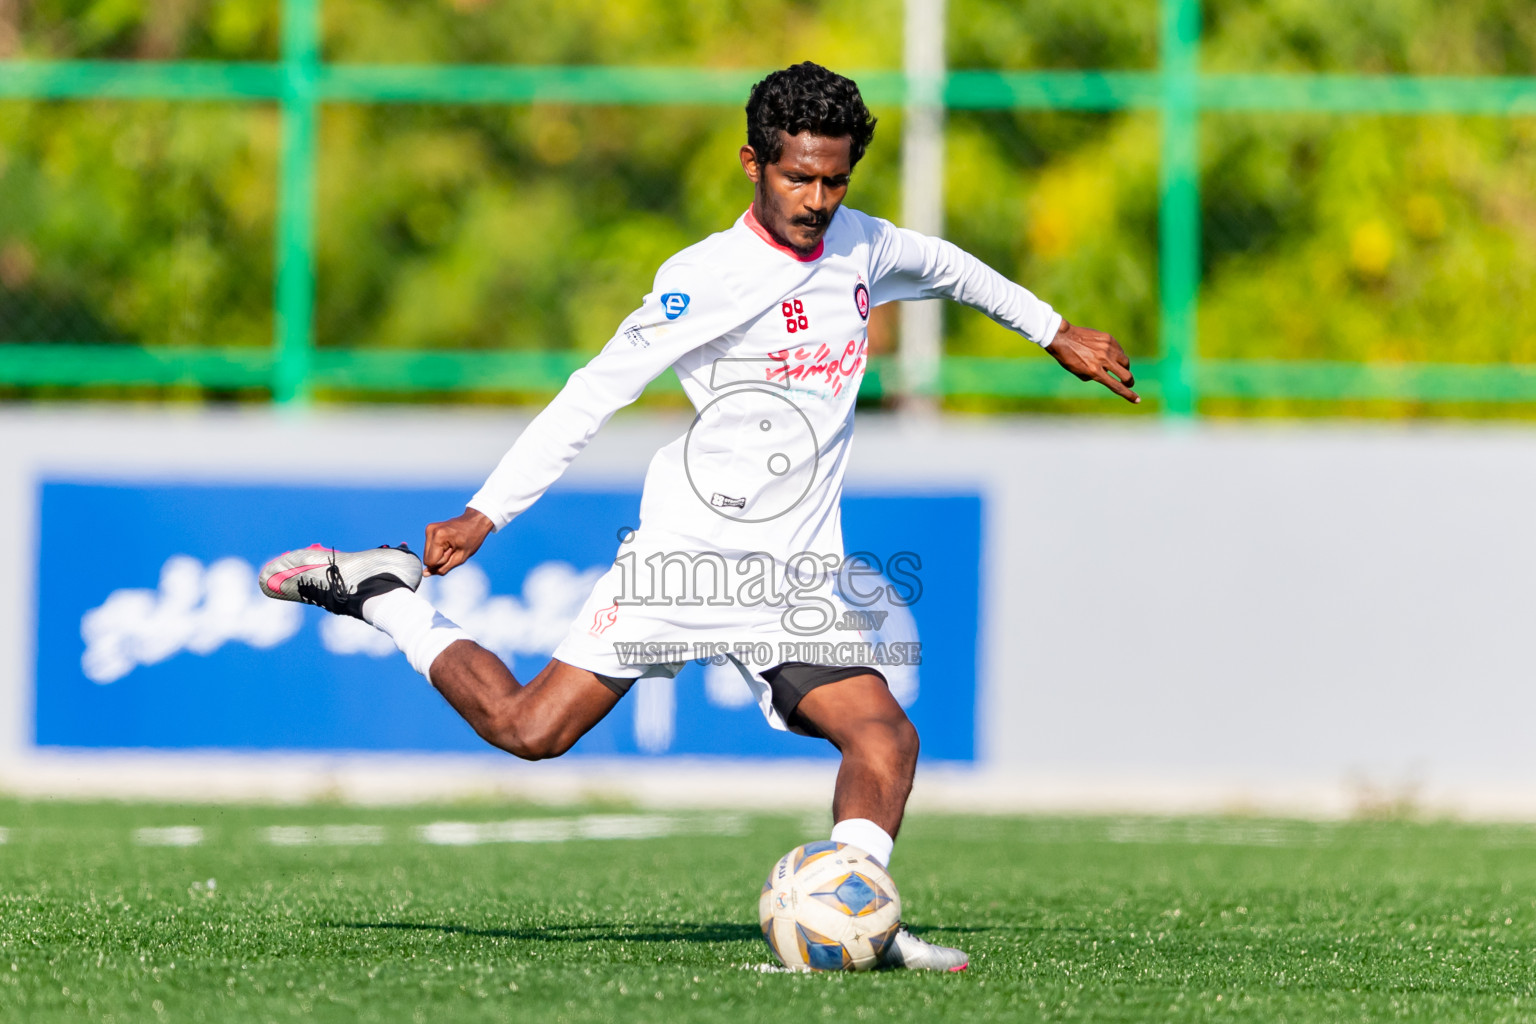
[790,672,969,972]
[427,645,620,760]
[259,544,620,760]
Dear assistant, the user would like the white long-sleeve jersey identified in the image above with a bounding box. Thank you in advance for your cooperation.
[467,206,1060,568]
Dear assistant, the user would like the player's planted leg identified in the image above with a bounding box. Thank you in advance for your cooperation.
[791,674,969,972]
[793,675,918,841]
[260,544,619,761]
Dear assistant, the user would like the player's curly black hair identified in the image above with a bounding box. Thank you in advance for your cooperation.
[745,62,877,168]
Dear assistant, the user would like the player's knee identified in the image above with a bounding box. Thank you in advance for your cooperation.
[491,710,573,762]
[892,716,919,768]
[499,729,565,761]
[848,713,918,772]
[497,728,564,762]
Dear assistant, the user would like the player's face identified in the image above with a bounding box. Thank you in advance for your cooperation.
[740,131,853,257]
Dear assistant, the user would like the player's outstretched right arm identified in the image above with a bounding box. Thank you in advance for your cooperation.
[423,507,494,577]
[861,213,1137,403]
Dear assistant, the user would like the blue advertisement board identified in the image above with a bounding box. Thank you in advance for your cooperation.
[35,481,980,761]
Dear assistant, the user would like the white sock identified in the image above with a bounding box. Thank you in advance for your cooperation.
[830,818,894,867]
[361,587,473,679]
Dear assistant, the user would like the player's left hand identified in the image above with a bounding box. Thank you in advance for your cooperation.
[1045,321,1139,404]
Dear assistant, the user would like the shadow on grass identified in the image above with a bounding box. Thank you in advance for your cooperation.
[332,920,763,943]
[332,920,998,946]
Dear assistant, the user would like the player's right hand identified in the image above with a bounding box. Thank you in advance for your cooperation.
[423,508,494,576]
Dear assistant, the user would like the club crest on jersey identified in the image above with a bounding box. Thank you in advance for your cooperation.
[854,281,870,321]
[661,293,691,320]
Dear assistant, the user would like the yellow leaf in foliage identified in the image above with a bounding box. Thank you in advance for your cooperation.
[1349,221,1394,279]
[1027,163,1114,261]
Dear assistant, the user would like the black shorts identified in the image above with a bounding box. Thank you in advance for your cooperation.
[594,662,889,735]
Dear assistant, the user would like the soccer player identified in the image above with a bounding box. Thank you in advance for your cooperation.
[261,62,1136,971]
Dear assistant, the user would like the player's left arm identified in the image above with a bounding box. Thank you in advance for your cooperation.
[1040,320,1138,404]
[863,215,1138,404]
[423,261,749,577]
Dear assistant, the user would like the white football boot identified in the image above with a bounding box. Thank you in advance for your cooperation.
[259,544,422,618]
[881,925,969,972]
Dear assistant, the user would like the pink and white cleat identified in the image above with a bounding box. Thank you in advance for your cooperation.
[880,925,969,972]
[259,544,422,619]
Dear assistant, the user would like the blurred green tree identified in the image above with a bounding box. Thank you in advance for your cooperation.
[1,0,1533,413]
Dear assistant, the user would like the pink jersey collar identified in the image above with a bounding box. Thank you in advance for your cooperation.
[744,207,825,262]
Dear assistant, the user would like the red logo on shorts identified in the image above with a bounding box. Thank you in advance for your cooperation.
[590,602,619,636]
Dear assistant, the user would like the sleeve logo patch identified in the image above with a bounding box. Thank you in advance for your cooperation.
[661,293,691,320]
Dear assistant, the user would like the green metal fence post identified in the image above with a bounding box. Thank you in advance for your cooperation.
[1158,0,1200,418]
[273,0,320,404]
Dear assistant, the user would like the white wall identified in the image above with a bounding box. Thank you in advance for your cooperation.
[3,406,1534,817]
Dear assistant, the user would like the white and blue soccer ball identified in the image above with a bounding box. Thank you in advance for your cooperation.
[759,841,902,971]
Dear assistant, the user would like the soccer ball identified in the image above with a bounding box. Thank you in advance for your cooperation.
[758,841,902,971]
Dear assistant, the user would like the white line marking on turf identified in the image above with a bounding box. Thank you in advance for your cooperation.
[263,825,386,846]
[133,826,204,847]
[695,814,748,836]
[416,813,746,847]
[120,814,743,849]
[418,814,670,846]
[0,827,8,844]
[1099,819,1328,848]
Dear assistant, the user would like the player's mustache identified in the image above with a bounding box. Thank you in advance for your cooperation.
[792,213,829,229]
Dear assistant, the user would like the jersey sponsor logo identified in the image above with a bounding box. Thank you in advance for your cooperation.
[623,325,649,349]
[782,298,809,334]
[710,493,747,510]
[854,281,869,321]
[660,292,691,320]
[765,338,870,398]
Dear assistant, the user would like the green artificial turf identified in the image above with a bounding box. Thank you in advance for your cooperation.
[2,801,1536,1022]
